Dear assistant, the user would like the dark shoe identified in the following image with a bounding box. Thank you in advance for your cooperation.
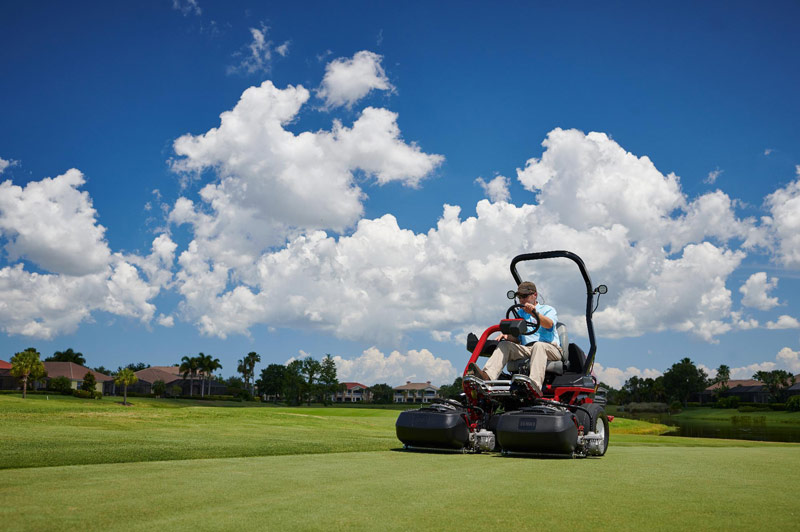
[511,374,543,397]
[468,362,490,380]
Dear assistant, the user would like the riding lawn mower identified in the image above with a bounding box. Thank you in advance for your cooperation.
[395,250,612,457]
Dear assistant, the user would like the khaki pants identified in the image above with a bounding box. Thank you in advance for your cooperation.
[483,341,563,388]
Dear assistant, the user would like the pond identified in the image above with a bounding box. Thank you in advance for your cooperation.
[617,411,800,443]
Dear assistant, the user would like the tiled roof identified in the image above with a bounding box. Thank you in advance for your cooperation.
[341,382,368,390]
[706,379,761,391]
[134,367,184,384]
[0,359,11,370]
[149,365,183,376]
[43,361,112,382]
[394,381,439,391]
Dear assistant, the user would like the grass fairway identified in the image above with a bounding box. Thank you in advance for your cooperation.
[2,395,798,530]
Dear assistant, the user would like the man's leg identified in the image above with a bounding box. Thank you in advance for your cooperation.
[528,342,563,389]
[483,341,530,380]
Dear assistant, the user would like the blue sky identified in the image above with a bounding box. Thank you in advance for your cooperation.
[1,1,799,387]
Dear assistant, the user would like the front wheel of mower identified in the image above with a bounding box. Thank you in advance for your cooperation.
[586,403,609,456]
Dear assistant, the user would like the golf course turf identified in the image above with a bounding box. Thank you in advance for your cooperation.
[1,395,797,530]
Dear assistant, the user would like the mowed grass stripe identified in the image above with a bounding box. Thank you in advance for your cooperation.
[0,395,400,469]
[1,446,798,531]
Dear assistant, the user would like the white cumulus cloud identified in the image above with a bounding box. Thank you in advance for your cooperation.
[765,315,800,330]
[592,362,662,389]
[317,50,394,109]
[332,346,458,386]
[0,169,111,276]
[764,176,800,268]
[475,175,510,203]
[169,125,771,348]
[739,272,780,310]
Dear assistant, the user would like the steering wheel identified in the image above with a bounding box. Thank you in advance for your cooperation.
[505,304,540,335]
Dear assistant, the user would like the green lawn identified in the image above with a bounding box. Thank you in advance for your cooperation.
[1,395,798,531]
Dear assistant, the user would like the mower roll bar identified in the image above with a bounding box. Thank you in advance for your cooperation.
[510,250,598,376]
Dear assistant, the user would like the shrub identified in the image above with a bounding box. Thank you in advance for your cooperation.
[787,396,800,412]
[669,400,683,412]
[737,405,769,413]
[48,376,73,394]
[768,402,786,411]
[686,402,701,408]
[72,389,92,399]
[81,372,96,392]
[152,380,166,397]
[715,396,741,409]
[170,385,183,397]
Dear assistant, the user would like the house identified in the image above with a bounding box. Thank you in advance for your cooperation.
[0,359,15,390]
[393,381,440,403]
[133,366,226,396]
[41,361,114,394]
[700,379,770,404]
[783,374,800,398]
[332,382,371,402]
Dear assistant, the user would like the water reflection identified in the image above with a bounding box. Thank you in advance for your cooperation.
[619,412,800,443]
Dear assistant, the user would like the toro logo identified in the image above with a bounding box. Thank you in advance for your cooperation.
[518,418,537,431]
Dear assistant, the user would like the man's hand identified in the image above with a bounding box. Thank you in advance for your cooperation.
[522,302,538,316]
[498,333,520,344]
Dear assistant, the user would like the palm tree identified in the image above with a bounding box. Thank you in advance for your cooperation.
[238,352,261,394]
[196,353,223,396]
[114,368,138,405]
[195,353,208,398]
[180,355,199,397]
[205,356,222,395]
[10,348,47,398]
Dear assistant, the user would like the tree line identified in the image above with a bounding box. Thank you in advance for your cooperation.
[605,357,797,406]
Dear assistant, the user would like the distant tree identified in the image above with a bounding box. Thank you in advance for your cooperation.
[11,348,46,398]
[662,357,708,406]
[93,366,112,376]
[170,384,183,397]
[282,360,304,406]
[257,364,287,402]
[318,355,338,405]
[123,362,149,372]
[715,364,731,384]
[152,380,166,398]
[46,348,86,366]
[81,371,97,392]
[301,356,322,405]
[753,370,796,402]
[180,356,199,396]
[369,383,394,404]
[438,377,463,400]
[114,368,138,405]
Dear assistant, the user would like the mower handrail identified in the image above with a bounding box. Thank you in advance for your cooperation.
[509,250,597,376]
[463,324,501,377]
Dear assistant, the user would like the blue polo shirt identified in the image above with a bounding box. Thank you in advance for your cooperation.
[518,304,559,347]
